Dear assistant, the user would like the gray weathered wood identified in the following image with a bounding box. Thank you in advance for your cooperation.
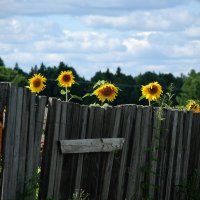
[137,106,152,199]
[149,107,162,198]
[17,89,29,194]
[60,138,125,154]
[25,93,36,183]
[165,110,179,200]
[101,106,122,200]
[74,106,89,191]
[53,102,68,199]
[46,98,62,198]
[174,111,184,200]
[33,96,47,172]
[157,109,171,200]
[117,105,137,200]
[1,84,18,200]
[11,87,23,197]
[126,105,143,200]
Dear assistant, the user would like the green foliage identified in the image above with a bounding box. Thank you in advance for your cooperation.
[177,70,200,105]
[0,66,27,86]
[177,170,200,200]
[0,57,5,66]
[68,189,89,200]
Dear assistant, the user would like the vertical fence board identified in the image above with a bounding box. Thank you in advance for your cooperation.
[74,106,89,191]
[126,105,142,200]
[53,102,68,199]
[17,89,29,194]
[59,103,74,199]
[101,106,121,200]
[33,96,47,172]
[157,109,171,200]
[173,111,184,199]
[46,98,62,198]
[11,87,23,198]
[26,93,36,182]
[116,105,137,200]
[1,84,18,200]
[137,106,152,199]
[165,110,179,200]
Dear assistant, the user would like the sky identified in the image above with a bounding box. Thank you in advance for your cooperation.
[0,0,200,79]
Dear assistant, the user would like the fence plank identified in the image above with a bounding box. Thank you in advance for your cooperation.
[46,98,62,198]
[60,138,124,154]
[137,106,152,199]
[165,110,179,200]
[33,96,47,172]
[25,93,36,183]
[100,106,121,200]
[11,87,23,198]
[157,109,171,200]
[17,89,29,194]
[74,106,89,191]
[116,105,137,200]
[173,111,184,199]
[126,105,143,200]
[53,102,68,199]
[1,84,18,200]
[149,107,162,198]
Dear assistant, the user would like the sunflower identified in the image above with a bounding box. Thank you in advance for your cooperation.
[186,100,200,113]
[93,83,118,103]
[186,100,197,111]
[28,73,47,93]
[193,105,200,113]
[57,71,75,88]
[141,82,162,102]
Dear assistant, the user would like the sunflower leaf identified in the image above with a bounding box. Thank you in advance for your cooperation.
[102,103,111,108]
[93,80,107,89]
[69,94,82,102]
[89,103,101,107]
[60,90,66,95]
[139,96,145,101]
[82,93,94,98]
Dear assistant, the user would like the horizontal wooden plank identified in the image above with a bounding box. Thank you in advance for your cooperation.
[59,138,125,154]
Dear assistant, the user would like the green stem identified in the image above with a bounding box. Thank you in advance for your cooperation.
[149,101,151,106]
[66,87,68,102]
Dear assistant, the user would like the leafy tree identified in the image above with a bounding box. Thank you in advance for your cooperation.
[177,70,200,105]
[0,66,27,86]
[0,57,5,66]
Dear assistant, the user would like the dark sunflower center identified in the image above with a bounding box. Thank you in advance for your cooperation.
[62,74,71,82]
[101,87,113,96]
[148,85,158,95]
[190,104,197,109]
[33,79,41,88]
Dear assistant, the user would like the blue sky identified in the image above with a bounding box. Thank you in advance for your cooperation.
[0,0,200,79]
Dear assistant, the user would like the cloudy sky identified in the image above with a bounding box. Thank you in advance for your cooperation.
[0,0,200,79]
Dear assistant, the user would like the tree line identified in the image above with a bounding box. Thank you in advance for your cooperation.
[0,57,199,106]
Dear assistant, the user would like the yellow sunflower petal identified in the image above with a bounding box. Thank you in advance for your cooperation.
[141,82,162,102]
[28,73,47,93]
[186,100,197,111]
[57,70,75,87]
[93,83,118,103]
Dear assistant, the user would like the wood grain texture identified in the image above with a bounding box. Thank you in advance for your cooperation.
[60,138,125,154]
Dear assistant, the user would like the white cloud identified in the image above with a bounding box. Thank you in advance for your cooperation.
[0,0,200,79]
[81,9,194,31]
[0,0,188,17]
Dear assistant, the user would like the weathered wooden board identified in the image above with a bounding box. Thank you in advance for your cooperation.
[59,138,125,154]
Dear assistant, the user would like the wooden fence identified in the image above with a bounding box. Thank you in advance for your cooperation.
[0,83,200,200]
